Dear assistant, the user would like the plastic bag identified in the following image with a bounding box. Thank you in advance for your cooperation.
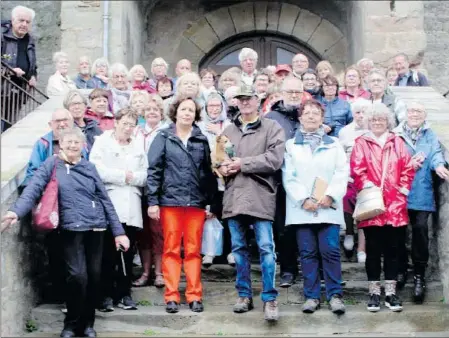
[201,218,224,256]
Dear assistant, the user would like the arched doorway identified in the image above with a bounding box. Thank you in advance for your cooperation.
[199,32,322,74]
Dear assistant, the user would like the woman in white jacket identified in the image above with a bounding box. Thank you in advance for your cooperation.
[90,108,148,311]
[282,99,349,315]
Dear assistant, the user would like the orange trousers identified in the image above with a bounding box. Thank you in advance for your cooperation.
[160,206,205,304]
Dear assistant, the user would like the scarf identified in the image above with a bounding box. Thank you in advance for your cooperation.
[300,125,325,152]
[403,122,425,145]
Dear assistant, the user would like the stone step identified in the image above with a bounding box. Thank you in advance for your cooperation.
[130,281,443,305]
[31,303,449,335]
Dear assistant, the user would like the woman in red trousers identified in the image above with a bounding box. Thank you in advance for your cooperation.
[147,96,218,314]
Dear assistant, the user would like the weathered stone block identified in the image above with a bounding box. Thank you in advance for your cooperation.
[266,2,281,32]
[205,7,236,41]
[228,2,255,34]
[176,37,206,65]
[394,1,424,17]
[292,9,321,43]
[278,3,300,36]
[365,15,424,33]
[323,36,349,65]
[254,1,268,31]
[363,1,392,16]
[184,17,219,53]
[387,31,427,52]
[364,33,389,54]
[308,19,344,56]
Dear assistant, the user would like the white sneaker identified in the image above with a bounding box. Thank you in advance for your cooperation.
[357,251,367,263]
[133,253,142,267]
[227,253,236,267]
[202,255,214,267]
[61,303,67,314]
[343,235,354,251]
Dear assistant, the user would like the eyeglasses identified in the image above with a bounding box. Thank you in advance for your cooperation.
[284,90,303,95]
[207,104,222,108]
[70,101,85,106]
[121,122,137,128]
[371,118,387,123]
[370,78,385,83]
[408,108,425,115]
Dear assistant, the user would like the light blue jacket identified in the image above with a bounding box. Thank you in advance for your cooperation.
[282,132,349,226]
[394,122,446,211]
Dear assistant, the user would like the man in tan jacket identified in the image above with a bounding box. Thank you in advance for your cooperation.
[218,85,285,322]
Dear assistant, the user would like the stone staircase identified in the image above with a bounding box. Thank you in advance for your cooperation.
[29,262,448,336]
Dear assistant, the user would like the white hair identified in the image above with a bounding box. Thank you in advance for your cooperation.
[238,48,258,62]
[224,86,240,101]
[281,75,304,91]
[12,5,35,21]
[109,62,129,79]
[351,99,372,114]
[364,102,396,130]
[79,56,91,64]
[368,68,386,82]
[91,57,109,76]
[52,51,69,64]
[357,58,374,67]
[129,64,149,79]
[151,57,169,71]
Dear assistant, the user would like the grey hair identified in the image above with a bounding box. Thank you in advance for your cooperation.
[91,57,109,76]
[52,51,69,64]
[175,72,201,98]
[109,63,129,79]
[58,127,86,144]
[368,68,387,82]
[363,102,396,130]
[280,75,304,91]
[63,90,88,109]
[224,86,240,101]
[238,48,258,62]
[218,69,241,91]
[12,5,35,21]
[78,56,91,64]
[206,92,224,105]
[357,58,374,67]
[394,52,409,62]
[406,101,427,117]
[351,99,372,114]
[151,57,169,72]
[129,64,149,79]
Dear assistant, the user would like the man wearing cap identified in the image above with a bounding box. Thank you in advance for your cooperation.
[218,84,285,322]
[274,64,292,85]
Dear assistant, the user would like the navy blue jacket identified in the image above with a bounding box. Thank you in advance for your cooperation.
[10,156,125,236]
[147,124,218,213]
[317,96,353,137]
[265,100,299,140]
[394,71,429,87]
[75,118,103,155]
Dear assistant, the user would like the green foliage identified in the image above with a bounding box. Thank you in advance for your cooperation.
[25,319,38,332]
[143,329,158,336]
[137,300,153,306]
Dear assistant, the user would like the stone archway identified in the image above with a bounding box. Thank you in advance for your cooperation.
[174,1,348,72]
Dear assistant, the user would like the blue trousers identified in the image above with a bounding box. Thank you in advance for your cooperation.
[296,223,342,301]
[228,216,278,302]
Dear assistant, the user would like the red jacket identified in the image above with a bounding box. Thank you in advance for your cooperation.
[350,132,415,228]
[84,108,115,131]
[132,81,156,94]
[338,88,370,103]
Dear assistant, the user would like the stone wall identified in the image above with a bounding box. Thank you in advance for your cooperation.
[0,0,62,91]
[423,1,449,95]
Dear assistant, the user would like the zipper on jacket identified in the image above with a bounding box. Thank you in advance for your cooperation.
[65,164,70,174]
[92,201,95,208]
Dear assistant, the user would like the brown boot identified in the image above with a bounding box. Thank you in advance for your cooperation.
[263,300,279,322]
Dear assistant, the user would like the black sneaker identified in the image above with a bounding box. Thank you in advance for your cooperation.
[98,297,114,312]
[279,273,295,288]
[367,294,381,312]
[385,294,403,312]
[117,295,138,310]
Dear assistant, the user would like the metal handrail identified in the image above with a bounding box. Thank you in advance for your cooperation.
[1,61,49,129]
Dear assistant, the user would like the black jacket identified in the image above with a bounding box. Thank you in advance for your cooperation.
[147,124,218,213]
[76,118,103,155]
[1,20,37,79]
[265,100,299,140]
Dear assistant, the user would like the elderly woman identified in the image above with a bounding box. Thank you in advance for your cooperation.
[315,60,335,80]
[90,108,148,312]
[108,63,131,115]
[239,48,258,86]
[129,90,151,126]
[157,76,174,101]
[386,67,398,87]
[283,99,348,314]
[356,58,374,88]
[338,99,371,262]
[254,70,271,105]
[301,69,321,98]
[91,57,110,89]
[85,88,115,131]
[148,57,169,91]
[393,102,449,303]
[147,97,218,314]
[46,51,77,96]
[218,68,242,94]
[224,85,240,121]
[63,90,102,154]
[339,66,370,103]
[132,94,168,288]
[351,102,415,313]
[130,64,154,93]
[200,68,218,100]
[367,68,407,123]
[164,72,202,119]
[317,75,353,137]
[2,127,129,338]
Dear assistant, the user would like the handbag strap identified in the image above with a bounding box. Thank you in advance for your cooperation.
[51,156,58,179]
[380,148,390,190]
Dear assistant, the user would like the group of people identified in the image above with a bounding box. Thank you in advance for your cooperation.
[1,5,449,338]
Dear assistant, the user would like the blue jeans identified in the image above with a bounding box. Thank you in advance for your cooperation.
[296,223,342,301]
[228,216,278,302]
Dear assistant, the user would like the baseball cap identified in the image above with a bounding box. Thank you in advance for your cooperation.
[275,64,292,74]
[234,85,257,99]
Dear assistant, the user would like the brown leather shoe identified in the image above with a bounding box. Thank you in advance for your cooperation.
[263,300,279,322]
[233,297,254,313]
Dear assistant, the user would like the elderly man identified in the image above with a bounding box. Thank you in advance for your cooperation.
[172,59,192,90]
[219,85,285,322]
[292,53,309,78]
[239,48,258,86]
[393,53,429,87]
[107,63,131,114]
[73,56,95,89]
[357,58,374,89]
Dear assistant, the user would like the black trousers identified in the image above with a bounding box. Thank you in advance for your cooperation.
[61,230,104,331]
[101,224,137,301]
[212,191,233,263]
[45,230,66,302]
[398,210,431,276]
[273,185,298,276]
[363,226,404,281]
